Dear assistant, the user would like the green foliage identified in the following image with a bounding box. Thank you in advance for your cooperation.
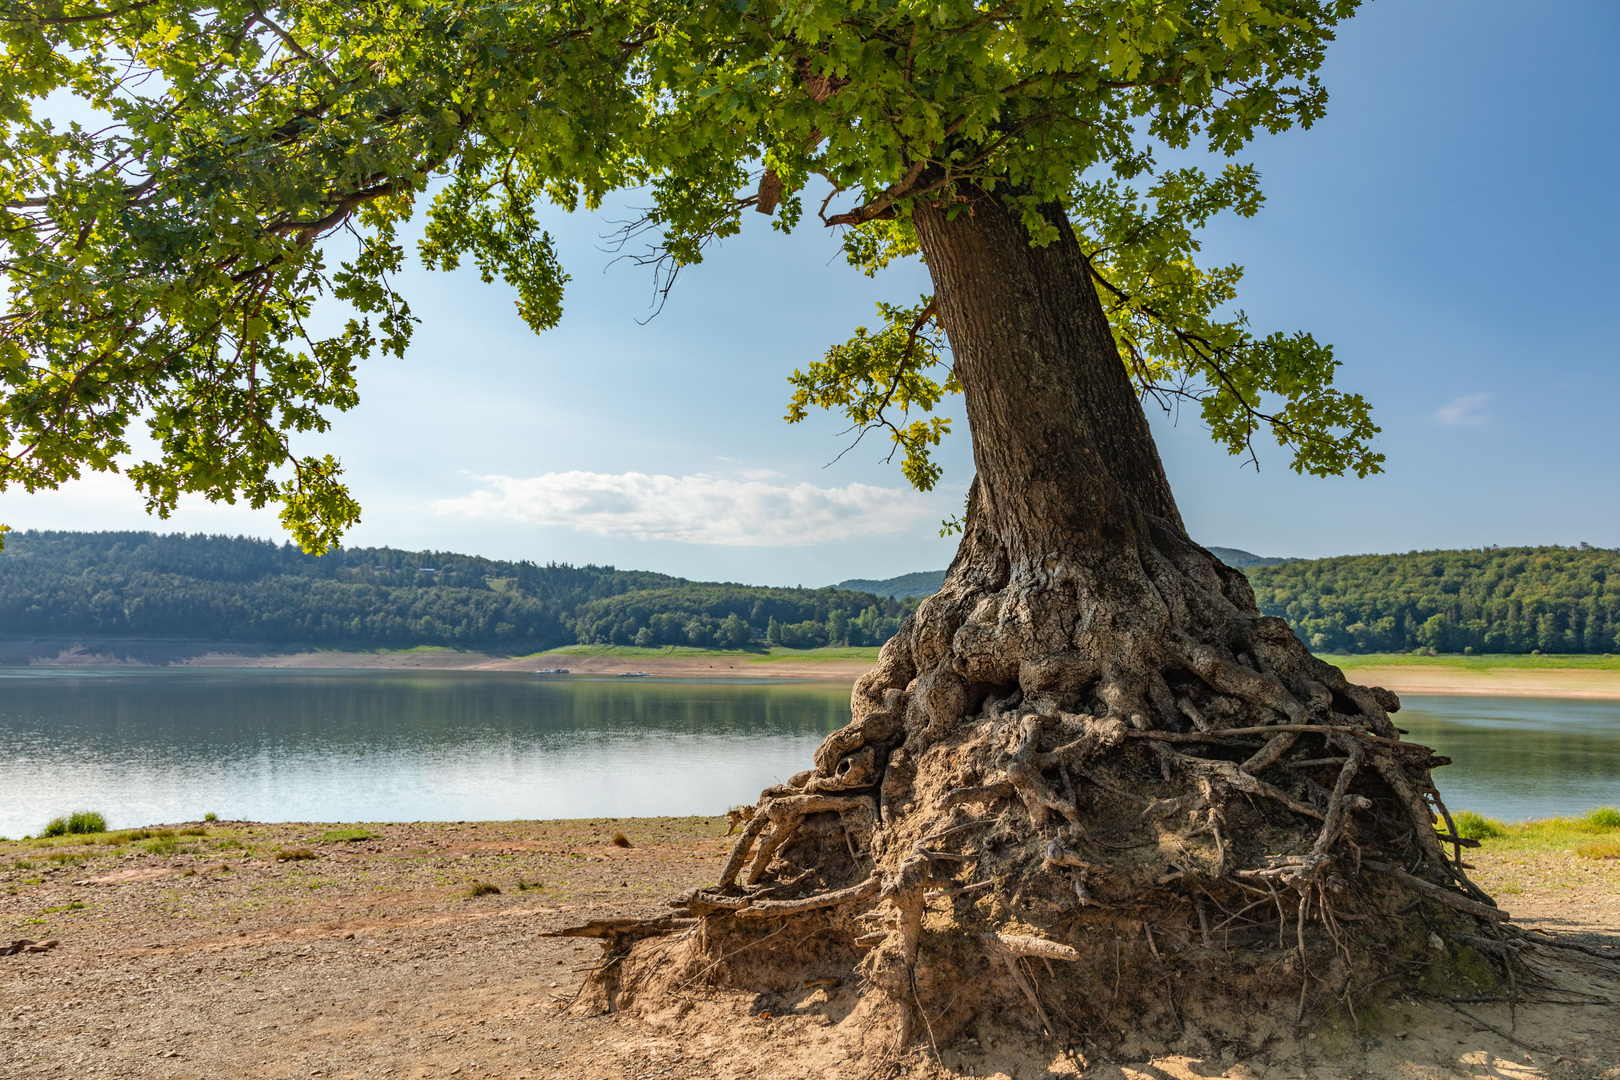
[1078,167,1380,477]
[0,0,1370,543]
[1249,545,1620,654]
[203,813,219,822]
[787,298,957,490]
[275,847,317,861]
[1447,806,1620,855]
[576,582,914,649]
[318,828,374,843]
[466,881,501,897]
[1584,807,1620,831]
[0,529,913,649]
[1449,811,1506,841]
[41,810,106,837]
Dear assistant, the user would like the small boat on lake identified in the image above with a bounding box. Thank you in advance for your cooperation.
[534,668,570,675]
[616,671,650,678]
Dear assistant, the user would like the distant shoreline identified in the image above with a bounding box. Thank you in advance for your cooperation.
[0,639,880,681]
[8,639,1620,698]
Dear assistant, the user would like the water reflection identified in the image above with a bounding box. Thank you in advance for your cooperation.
[1398,694,1620,821]
[0,669,849,835]
[0,672,1614,835]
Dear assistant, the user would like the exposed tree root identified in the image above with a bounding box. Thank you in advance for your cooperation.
[557,503,1520,1054]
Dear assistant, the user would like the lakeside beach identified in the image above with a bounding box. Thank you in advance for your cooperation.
[17,638,1620,700]
[2,816,1617,1080]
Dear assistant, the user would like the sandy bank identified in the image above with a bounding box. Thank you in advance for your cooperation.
[14,636,1620,698]
[1347,666,1620,700]
[1,638,878,681]
[2,818,1616,1080]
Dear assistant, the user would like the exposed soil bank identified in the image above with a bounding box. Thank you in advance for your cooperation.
[14,638,1620,697]
[1339,666,1620,701]
[2,819,1616,1079]
[0,640,878,681]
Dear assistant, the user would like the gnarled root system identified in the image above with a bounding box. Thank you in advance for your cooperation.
[554,515,1515,1056]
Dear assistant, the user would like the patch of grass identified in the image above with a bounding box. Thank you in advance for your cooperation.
[1453,806,1620,852]
[610,832,632,848]
[515,879,545,891]
[1450,810,1508,840]
[99,828,156,845]
[41,810,107,837]
[1585,806,1620,829]
[144,835,181,855]
[178,827,208,837]
[466,881,501,898]
[40,902,86,914]
[317,828,374,844]
[275,848,317,861]
[11,860,35,871]
[203,812,218,822]
[1577,839,1620,860]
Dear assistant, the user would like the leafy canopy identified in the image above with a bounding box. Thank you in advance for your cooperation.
[1,0,1374,551]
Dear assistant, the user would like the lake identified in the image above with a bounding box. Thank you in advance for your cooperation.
[0,668,1615,837]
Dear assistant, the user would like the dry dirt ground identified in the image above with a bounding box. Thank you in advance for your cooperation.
[2,818,1616,1080]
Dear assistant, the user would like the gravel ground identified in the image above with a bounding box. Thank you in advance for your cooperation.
[2,819,1616,1080]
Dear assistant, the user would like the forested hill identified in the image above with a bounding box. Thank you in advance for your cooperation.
[0,531,911,652]
[1247,546,1620,655]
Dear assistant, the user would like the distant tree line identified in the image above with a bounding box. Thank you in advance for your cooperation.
[572,585,910,649]
[0,531,915,651]
[1247,545,1620,654]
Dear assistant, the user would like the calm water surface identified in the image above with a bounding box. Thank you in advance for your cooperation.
[0,669,1614,835]
[0,669,847,836]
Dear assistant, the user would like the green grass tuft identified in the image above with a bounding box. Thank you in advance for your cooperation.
[1450,810,1507,840]
[275,847,317,861]
[466,881,501,898]
[203,812,218,822]
[1582,806,1620,830]
[1449,806,1620,853]
[41,810,107,837]
[317,828,374,844]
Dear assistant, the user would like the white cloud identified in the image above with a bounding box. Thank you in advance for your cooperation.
[1435,392,1491,427]
[433,471,940,546]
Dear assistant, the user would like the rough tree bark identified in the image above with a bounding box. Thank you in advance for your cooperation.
[555,189,1511,1059]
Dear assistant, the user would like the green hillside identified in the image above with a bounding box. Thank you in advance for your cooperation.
[0,531,913,653]
[1247,545,1620,655]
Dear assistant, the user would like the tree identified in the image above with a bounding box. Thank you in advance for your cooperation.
[2,0,1507,1062]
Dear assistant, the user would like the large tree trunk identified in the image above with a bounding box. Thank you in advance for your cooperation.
[558,189,1509,1064]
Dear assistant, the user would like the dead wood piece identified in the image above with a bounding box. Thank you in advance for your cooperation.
[938,781,1014,809]
[723,805,756,835]
[1514,928,1620,962]
[1127,724,1404,749]
[672,889,752,915]
[732,874,881,918]
[983,932,1079,962]
[1363,861,1509,923]
[544,918,696,946]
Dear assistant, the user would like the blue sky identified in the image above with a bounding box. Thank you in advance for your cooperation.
[3,1,1617,586]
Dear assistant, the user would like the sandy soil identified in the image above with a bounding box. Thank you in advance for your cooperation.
[0,640,877,682]
[3,819,1616,1080]
[14,637,1620,696]
[1344,668,1620,701]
